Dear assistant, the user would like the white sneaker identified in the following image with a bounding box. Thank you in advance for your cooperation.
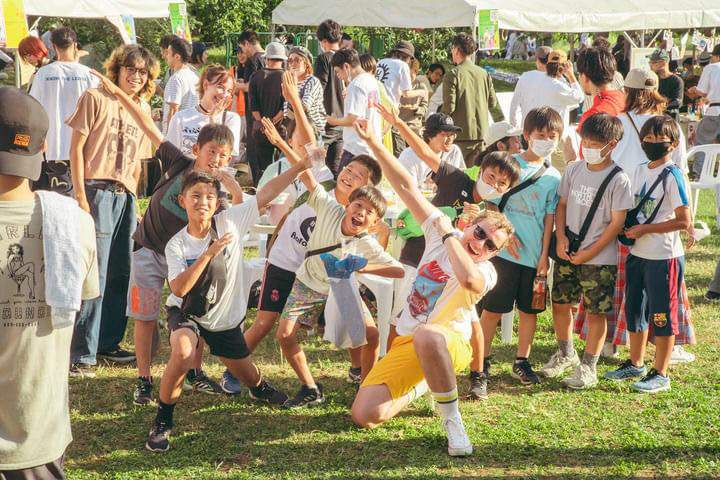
[562,363,598,390]
[443,416,473,457]
[539,349,580,378]
[601,343,618,358]
[669,345,696,365]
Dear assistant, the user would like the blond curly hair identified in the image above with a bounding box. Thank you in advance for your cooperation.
[103,45,159,100]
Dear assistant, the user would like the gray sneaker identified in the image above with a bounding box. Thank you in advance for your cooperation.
[604,359,647,381]
[562,364,598,390]
[630,369,671,393]
[539,350,580,378]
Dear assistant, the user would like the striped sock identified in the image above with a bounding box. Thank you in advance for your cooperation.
[432,387,459,420]
[402,380,429,405]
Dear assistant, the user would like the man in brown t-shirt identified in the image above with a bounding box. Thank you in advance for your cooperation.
[67,44,157,376]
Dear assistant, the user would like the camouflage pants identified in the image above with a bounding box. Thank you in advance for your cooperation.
[551,263,616,314]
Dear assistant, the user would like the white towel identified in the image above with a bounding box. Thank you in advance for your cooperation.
[37,191,86,329]
[323,275,367,349]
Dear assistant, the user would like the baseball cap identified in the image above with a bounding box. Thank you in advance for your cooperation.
[647,49,670,63]
[535,46,552,61]
[263,42,288,61]
[0,87,48,181]
[289,46,313,65]
[425,113,462,134]
[624,68,658,90]
[485,122,522,146]
[699,51,712,65]
[547,50,568,64]
[390,40,415,58]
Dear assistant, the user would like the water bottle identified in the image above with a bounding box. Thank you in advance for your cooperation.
[531,275,547,311]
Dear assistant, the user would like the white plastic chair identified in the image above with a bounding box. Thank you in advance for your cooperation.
[357,273,394,357]
[688,144,720,225]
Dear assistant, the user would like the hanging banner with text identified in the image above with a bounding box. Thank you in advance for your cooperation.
[476,9,499,51]
[0,0,29,48]
[169,3,190,41]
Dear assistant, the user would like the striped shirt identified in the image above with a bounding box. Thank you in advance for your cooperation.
[284,75,326,136]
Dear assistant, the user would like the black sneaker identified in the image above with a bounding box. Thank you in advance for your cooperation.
[97,347,136,364]
[186,370,224,395]
[346,367,362,384]
[511,359,541,385]
[145,421,172,452]
[704,290,720,302]
[133,377,154,406]
[468,371,488,400]
[282,384,325,409]
[69,363,96,378]
[249,380,289,406]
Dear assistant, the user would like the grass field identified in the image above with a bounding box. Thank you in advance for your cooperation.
[63,190,720,479]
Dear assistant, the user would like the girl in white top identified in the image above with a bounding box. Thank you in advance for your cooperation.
[542,50,584,138]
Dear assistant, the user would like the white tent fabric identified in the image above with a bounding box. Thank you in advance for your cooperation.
[272,0,720,32]
[24,0,182,18]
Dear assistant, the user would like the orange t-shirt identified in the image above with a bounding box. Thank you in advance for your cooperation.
[230,66,246,116]
[66,86,153,193]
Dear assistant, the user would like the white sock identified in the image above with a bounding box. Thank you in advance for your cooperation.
[402,380,429,405]
[432,387,460,420]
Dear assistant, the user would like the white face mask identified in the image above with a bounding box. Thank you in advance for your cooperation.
[583,144,609,165]
[530,138,557,158]
[475,175,502,200]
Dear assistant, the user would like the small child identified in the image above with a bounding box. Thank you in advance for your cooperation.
[479,107,564,393]
[146,157,310,452]
[605,115,691,393]
[541,113,633,388]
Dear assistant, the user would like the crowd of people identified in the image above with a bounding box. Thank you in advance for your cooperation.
[1,18,716,479]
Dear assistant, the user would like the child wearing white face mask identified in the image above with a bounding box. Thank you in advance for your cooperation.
[479,107,563,393]
[541,113,633,389]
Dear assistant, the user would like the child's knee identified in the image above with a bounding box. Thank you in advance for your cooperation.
[365,325,379,345]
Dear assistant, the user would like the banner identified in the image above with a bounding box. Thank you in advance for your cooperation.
[476,9,499,51]
[169,2,190,41]
[0,0,29,48]
[106,15,136,45]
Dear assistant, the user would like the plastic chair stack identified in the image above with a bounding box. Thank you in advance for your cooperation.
[688,144,720,226]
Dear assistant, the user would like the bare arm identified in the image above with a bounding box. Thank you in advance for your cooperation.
[432,215,488,294]
[625,206,691,238]
[166,103,179,128]
[169,233,233,297]
[357,263,405,278]
[261,117,318,194]
[70,129,90,213]
[281,71,314,148]
[376,103,442,172]
[255,157,311,209]
[326,112,358,127]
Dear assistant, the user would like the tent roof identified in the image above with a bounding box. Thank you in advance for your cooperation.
[24,0,182,18]
[272,0,720,32]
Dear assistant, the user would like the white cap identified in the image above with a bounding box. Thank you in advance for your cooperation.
[485,122,522,146]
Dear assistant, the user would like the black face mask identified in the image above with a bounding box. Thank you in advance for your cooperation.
[641,141,672,161]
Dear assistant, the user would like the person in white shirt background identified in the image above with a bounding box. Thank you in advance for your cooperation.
[509,46,552,129]
[29,27,98,196]
[162,37,200,134]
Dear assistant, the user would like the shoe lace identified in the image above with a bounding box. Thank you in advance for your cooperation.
[618,359,635,371]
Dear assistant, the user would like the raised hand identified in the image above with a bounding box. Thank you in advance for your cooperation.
[261,117,284,146]
[352,118,375,143]
[281,70,300,103]
[206,232,233,258]
[375,102,401,127]
[89,69,122,96]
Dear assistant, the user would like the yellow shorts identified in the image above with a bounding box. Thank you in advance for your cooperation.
[361,325,473,400]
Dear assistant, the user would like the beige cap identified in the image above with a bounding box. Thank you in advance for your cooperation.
[485,122,522,146]
[624,68,658,90]
[547,50,568,64]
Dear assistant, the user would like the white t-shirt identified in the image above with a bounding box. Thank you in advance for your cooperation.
[166,106,242,158]
[697,62,720,116]
[509,69,546,128]
[396,212,497,340]
[269,190,338,272]
[613,112,688,178]
[165,197,259,331]
[629,161,689,260]
[375,58,412,105]
[511,72,583,136]
[427,83,443,119]
[163,66,200,133]
[29,61,98,160]
[398,145,465,188]
[342,72,383,156]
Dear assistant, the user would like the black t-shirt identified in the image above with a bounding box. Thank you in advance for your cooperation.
[399,162,477,267]
[658,74,684,112]
[249,68,284,119]
[314,51,344,130]
[243,52,265,118]
[133,142,228,254]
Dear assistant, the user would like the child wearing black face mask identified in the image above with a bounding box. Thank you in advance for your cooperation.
[604,116,692,393]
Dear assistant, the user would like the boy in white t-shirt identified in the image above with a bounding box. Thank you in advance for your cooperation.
[146,156,310,452]
[604,116,692,393]
[163,37,199,133]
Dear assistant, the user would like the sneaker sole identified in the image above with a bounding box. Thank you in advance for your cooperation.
[220,384,243,395]
[448,446,473,457]
[563,380,598,390]
[145,442,169,452]
[97,356,136,364]
[248,392,288,405]
[669,357,695,365]
[510,372,540,385]
[69,371,96,378]
[603,373,646,382]
[467,393,488,401]
[133,397,156,406]
[282,398,325,409]
[631,384,671,394]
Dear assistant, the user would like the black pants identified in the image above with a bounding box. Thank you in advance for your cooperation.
[31,160,73,197]
[322,128,344,178]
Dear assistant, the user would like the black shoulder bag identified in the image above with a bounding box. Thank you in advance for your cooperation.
[497,162,549,213]
[549,165,622,266]
[180,219,228,319]
[618,166,673,246]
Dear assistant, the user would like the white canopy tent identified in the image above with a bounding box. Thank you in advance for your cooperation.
[272,0,720,32]
[23,0,182,19]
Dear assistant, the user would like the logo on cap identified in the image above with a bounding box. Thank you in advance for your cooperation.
[13,134,30,147]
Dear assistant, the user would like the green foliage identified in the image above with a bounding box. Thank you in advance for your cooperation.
[185,0,283,46]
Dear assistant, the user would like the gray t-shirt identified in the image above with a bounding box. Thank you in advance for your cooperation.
[558,161,633,265]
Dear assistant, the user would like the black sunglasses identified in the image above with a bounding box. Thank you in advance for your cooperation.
[473,225,498,253]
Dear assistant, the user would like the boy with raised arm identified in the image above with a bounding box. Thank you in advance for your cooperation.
[350,119,513,457]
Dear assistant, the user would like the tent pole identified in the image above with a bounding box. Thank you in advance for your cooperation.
[622,31,637,49]
[15,51,21,89]
[648,29,663,48]
[432,29,436,62]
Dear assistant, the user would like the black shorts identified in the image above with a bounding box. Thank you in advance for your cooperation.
[166,307,250,359]
[0,456,65,480]
[480,256,545,315]
[258,262,296,313]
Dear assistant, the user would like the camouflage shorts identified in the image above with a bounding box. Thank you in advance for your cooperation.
[551,263,617,314]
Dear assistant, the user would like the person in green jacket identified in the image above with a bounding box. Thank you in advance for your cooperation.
[442,33,505,164]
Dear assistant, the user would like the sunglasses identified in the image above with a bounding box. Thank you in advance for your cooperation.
[473,225,498,253]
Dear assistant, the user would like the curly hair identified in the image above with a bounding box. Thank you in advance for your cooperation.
[470,210,515,250]
[452,33,476,57]
[104,45,159,100]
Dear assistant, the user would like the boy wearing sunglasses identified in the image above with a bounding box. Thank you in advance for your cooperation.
[352,119,513,457]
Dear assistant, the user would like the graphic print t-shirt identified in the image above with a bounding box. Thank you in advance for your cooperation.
[165,107,242,158]
[375,58,412,105]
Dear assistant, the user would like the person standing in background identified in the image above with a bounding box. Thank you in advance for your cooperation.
[648,49,684,118]
[162,37,199,134]
[237,31,266,183]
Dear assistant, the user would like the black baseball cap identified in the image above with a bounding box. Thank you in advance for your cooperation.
[0,87,48,181]
[425,113,462,134]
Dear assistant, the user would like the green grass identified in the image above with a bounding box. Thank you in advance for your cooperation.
[65,191,720,479]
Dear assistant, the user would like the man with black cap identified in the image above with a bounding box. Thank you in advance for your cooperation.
[648,48,684,117]
[0,87,98,479]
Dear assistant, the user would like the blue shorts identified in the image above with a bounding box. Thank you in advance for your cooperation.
[624,254,684,337]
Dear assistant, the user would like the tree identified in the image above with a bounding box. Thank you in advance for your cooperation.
[186,0,283,45]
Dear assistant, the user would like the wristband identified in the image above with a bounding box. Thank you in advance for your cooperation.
[441,232,457,243]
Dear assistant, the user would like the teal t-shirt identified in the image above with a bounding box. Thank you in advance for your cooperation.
[489,153,561,268]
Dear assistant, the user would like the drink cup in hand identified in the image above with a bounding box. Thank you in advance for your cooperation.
[305,142,327,169]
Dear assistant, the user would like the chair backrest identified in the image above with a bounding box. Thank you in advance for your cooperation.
[687,144,720,183]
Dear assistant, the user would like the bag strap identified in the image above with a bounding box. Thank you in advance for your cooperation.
[626,112,642,141]
[577,165,622,242]
[305,232,368,259]
[633,166,673,222]
[498,162,548,212]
